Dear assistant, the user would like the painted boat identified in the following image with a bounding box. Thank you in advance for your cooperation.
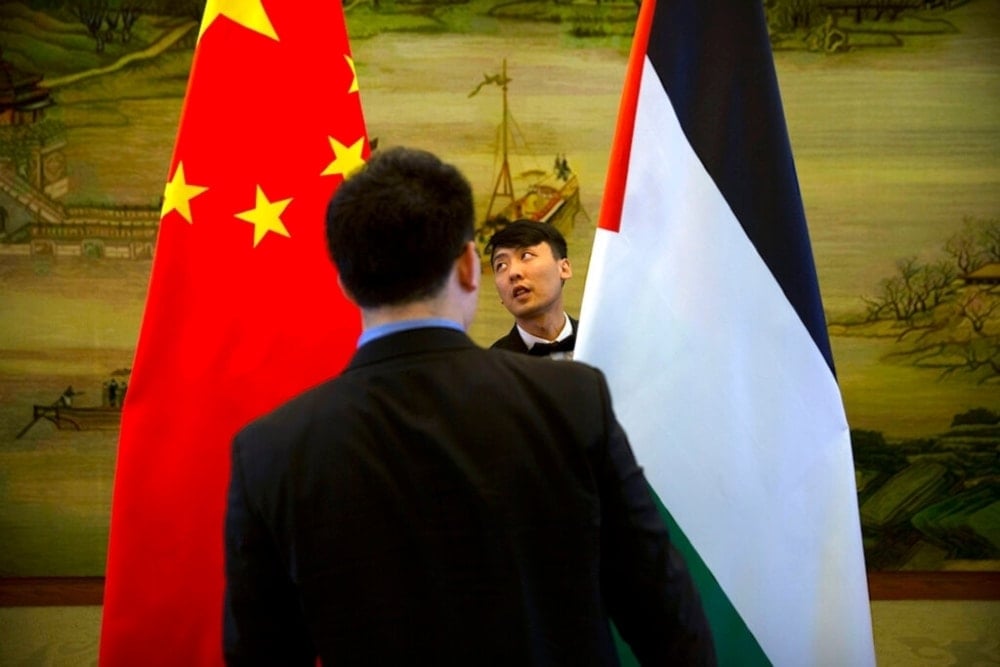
[17,378,128,438]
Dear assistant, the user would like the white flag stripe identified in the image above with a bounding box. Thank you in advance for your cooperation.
[578,58,873,665]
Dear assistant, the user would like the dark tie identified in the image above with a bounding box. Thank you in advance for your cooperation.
[528,334,576,356]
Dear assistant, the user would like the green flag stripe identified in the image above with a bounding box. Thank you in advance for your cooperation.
[613,489,771,666]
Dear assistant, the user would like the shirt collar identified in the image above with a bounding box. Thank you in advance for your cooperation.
[358,318,464,348]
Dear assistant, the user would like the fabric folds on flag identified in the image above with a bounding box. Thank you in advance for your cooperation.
[576,0,875,664]
[99,2,368,664]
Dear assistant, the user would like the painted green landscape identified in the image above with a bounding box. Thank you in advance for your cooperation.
[0,0,997,577]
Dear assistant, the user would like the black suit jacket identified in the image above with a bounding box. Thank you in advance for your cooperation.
[224,327,713,666]
[491,315,579,354]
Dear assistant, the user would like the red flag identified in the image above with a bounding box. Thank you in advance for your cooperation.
[99,1,368,663]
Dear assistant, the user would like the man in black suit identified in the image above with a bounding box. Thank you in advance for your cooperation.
[223,146,715,665]
[488,220,577,358]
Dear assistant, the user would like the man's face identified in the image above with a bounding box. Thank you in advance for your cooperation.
[492,241,572,321]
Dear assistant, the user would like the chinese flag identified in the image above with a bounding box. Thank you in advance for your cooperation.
[99,1,368,664]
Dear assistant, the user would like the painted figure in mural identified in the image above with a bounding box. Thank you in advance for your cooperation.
[107,378,119,408]
[222,146,715,665]
[59,386,75,407]
[488,219,578,359]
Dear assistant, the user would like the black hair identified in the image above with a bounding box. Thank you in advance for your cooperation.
[326,147,475,308]
[486,219,568,266]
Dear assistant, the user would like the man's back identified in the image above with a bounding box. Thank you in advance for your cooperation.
[224,327,711,665]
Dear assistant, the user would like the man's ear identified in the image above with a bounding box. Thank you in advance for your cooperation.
[456,241,480,292]
[559,257,573,280]
[337,274,358,305]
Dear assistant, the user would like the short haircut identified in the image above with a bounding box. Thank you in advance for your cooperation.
[486,219,569,266]
[325,147,475,308]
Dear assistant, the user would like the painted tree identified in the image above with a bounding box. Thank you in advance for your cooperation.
[867,217,1000,384]
[72,0,110,53]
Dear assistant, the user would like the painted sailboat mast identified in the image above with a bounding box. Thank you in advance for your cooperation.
[486,58,514,221]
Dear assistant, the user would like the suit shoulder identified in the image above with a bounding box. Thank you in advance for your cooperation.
[235,378,341,449]
[490,348,608,391]
[489,323,527,351]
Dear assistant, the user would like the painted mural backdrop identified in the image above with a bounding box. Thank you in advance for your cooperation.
[0,0,997,577]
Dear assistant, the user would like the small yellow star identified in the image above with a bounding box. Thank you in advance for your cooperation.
[235,186,292,247]
[199,0,278,42]
[161,162,208,224]
[346,55,359,94]
[321,137,366,179]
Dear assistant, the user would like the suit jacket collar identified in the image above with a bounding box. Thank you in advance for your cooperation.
[348,326,477,370]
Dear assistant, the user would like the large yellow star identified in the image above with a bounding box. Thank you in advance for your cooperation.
[160,162,208,224]
[198,0,278,42]
[235,186,292,247]
[321,137,366,179]
[346,55,359,94]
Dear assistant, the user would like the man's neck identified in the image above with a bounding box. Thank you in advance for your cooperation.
[356,247,480,333]
[360,291,470,333]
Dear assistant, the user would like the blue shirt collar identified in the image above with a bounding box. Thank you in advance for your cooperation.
[357,318,464,348]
